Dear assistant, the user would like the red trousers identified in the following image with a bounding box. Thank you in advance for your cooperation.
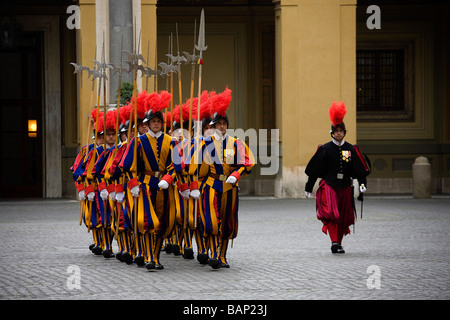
[316,180,355,244]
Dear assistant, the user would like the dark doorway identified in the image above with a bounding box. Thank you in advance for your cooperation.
[0,31,43,198]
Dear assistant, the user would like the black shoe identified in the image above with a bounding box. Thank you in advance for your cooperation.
[89,244,95,251]
[331,242,339,253]
[146,261,164,270]
[134,256,145,266]
[165,244,173,254]
[116,252,123,261]
[331,242,345,254]
[172,244,181,256]
[183,248,194,260]
[197,253,209,265]
[102,249,115,258]
[219,261,230,268]
[122,252,133,264]
[92,246,103,255]
[208,258,220,269]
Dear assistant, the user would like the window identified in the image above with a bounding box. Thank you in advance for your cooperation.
[356,41,414,122]
[357,50,404,111]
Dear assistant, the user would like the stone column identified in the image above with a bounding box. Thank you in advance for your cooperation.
[109,0,133,104]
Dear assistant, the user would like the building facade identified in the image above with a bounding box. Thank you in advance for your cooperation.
[0,0,448,199]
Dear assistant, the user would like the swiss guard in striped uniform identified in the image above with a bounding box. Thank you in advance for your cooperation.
[70,110,103,253]
[191,87,255,269]
[304,101,371,253]
[82,110,106,255]
[170,101,192,258]
[93,109,120,258]
[120,90,176,270]
[160,110,177,255]
[189,90,214,264]
[106,103,135,264]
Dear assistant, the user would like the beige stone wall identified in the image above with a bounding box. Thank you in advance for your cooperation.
[275,0,357,198]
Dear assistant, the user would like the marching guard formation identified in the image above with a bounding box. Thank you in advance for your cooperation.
[71,87,254,270]
[70,10,255,270]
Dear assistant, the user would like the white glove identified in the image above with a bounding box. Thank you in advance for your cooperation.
[109,191,116,201]
[131,185,140,197]
[190,189,200,200]
[305,191,312,198]
[100,189,108,201]
[158,180,169,189]
[78,190,86,201]
[87,192,95,202]
[115,192,125,203]
[181,189,190,200]
[226,176,237,184]
[359,184,367,193]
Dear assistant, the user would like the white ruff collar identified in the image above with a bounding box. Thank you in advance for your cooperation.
[332,138,345,146]
[148,130,162,139]
[213,131,227,141]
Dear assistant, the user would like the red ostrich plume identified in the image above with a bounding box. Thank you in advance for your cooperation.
[192,90,212,121]
[125,91,147,122]
[105,109,117,131]
[210,87,231,117]
[201,91,215,119]
[145,90,172,113]
[328,101,347,126]
[91,109,103,123]
[124,100,137,123]
[158,90,172,112]
[172,102,189,123]
[185,95,199,118]
[144,92,158,112]
[182,101,191,120]
[163,111,172,124]
[172,104,181,123]
[94,115,104,133]
[119,104,131,125]
[188,96,199,116]
[136,90,148,120]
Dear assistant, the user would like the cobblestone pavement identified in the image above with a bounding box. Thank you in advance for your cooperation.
[0,196,449,302]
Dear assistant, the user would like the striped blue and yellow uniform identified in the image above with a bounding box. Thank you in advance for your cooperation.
[120,132,176,266]
[93,145,116,253]
[192,134,254,238]
[120,132,176,234]
[103,141,134,261]
[189,134,254,266]
[82,144,105,252]
[71,143,91,224]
